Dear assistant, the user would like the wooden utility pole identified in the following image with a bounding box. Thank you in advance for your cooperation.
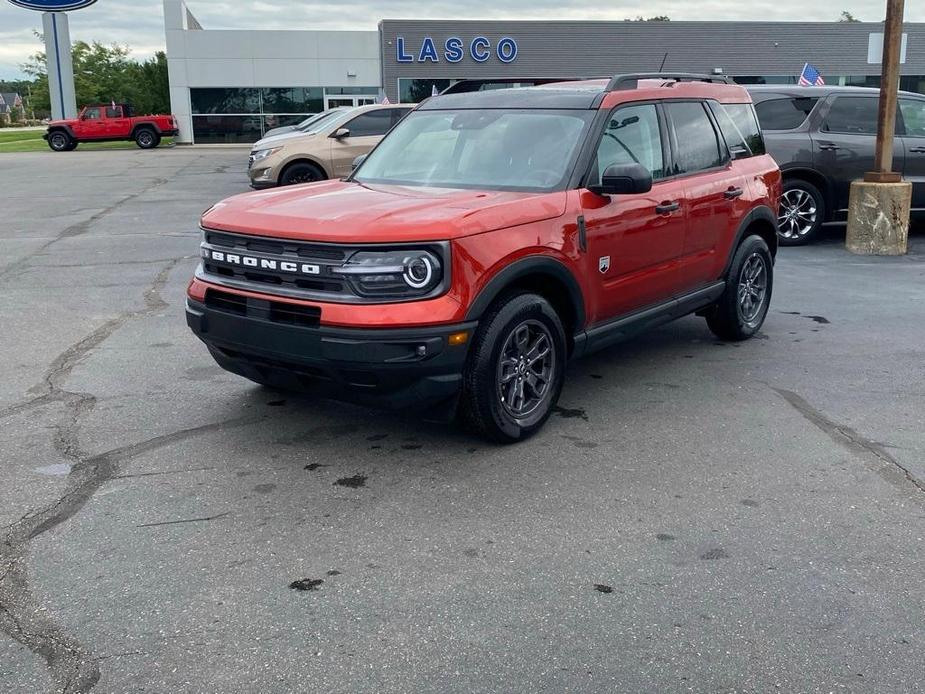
[865,0,905,183]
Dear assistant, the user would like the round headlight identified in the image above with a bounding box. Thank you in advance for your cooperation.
[404,255,434,289]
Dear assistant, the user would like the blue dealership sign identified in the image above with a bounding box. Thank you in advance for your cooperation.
[396,36,518,64]
[8,0,98,10]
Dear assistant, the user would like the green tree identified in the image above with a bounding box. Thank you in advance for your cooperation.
[626,15,671,21]
[22,39,169,115]
[839,10,860,22]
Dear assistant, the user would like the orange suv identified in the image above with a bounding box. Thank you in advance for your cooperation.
[188,74,781,441]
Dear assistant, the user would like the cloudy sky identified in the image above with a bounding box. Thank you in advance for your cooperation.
[1,0,923,79]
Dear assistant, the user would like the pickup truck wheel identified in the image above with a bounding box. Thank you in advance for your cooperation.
[459,292,566,443]
[48,131,72,152]
[706,235,773,341]
[135,129,159,149]
[778,179,825,246]
[280,162,325,186]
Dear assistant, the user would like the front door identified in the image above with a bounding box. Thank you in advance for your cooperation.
[580,102,687,323]
[899,97,925,209]
[80,106,105,139]
[813,95,904,212]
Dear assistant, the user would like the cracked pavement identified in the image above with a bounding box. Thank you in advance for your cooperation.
[1,149,924,693]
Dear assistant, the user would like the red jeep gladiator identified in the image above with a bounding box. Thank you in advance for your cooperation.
[44,103,178,151]
[186,74,781,441]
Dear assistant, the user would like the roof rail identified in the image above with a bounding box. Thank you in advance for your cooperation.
[606,73,732,91]
[440,78,604,95]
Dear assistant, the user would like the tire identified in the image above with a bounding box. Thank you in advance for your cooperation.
[459,292,566,443]
[778,179,825,246]
[706,235,773,341]
[135,128,159,149]
[47,131,73,152]
[280,162,326,186]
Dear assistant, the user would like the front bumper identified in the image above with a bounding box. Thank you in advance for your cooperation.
[186,295,475,410]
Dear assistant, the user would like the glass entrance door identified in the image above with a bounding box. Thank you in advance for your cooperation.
[324,96,377,110]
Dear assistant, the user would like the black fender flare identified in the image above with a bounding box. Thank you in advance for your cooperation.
[131,122,161,137]
[46,125,75,140]
[464,255,586,328]
[722,205,779,277]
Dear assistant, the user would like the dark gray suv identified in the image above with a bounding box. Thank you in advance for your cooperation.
[746,85,925,245]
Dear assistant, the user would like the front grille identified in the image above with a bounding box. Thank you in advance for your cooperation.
[205,288,321,328]
[200,229,352,300]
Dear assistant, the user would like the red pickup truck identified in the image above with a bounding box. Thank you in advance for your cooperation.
[44,103,178,151]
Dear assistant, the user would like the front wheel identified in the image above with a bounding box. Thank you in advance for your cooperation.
[280,162,325,186]
[47,131,73,152]
[459,292,566,443]
[135,129,160,149]
[706,235,773,341]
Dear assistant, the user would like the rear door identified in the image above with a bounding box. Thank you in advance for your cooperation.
[898,97,925,209]
[103,105,131,138]
[813,95,904,212]
[330,108,404,178]
[664,100,749,291]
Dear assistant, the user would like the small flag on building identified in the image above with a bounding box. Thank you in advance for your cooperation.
[798,63,825,86]
[432,84,439,97]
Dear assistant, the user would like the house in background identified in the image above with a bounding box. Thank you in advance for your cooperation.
[0,93,25,124]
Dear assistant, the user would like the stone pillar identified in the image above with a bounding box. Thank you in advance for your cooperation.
[845,181,912,255]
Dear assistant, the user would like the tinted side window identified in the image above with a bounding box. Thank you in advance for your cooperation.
[711,102,766,157]
[594,103,665,183]
[106,106,122,118]
[345,110,393,137]
[84,107,101,120]
[823,97,879,134]
[899,99,925,137]
[754,97,818,130]
[666,101,722,174]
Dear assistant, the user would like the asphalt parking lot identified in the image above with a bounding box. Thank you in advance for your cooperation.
[1,148,924,694]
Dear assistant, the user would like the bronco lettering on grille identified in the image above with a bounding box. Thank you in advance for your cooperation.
[208,249,320,275]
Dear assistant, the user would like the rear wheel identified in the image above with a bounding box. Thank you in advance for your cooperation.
[459,292,566,443]
[280,162,326,186]
[47,131,73,152]
[706,235,773,341]
[135,128,160,149]
[778,179,825,246]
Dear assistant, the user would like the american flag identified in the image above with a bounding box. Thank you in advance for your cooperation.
[798,63,825,86]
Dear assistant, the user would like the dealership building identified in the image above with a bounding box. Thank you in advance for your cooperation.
[163,0,925,144]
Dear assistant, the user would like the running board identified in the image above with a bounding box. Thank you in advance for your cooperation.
[572,281,725,358]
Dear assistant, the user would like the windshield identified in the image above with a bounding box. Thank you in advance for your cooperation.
[353,109,594,192]
[299,109,345,132]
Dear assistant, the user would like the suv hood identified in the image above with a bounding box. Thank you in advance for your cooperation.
[252,129,314,149]
[202,180,567,243]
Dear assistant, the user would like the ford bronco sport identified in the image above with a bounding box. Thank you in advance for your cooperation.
[187,73,781,442]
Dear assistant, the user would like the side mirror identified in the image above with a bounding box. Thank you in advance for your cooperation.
[588,163,652,196]
[351,154,366,171]
[331,127,350,139]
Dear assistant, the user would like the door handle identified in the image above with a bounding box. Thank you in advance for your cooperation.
[817,143,840,151]
[910,146,925,153]
[655,201,680,214]
[724,187,744,200]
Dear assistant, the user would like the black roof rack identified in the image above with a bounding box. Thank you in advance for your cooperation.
[606,73,732,91]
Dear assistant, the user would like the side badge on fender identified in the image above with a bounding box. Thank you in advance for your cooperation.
[599,256,611,274]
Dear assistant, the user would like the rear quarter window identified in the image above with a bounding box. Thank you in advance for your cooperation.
[711,102,766,157]
[754,97,819,131]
